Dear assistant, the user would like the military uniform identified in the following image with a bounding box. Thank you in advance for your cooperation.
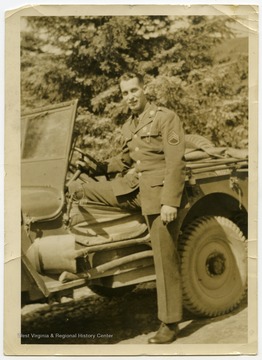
[71,102,186,324]
[107,102,186,214]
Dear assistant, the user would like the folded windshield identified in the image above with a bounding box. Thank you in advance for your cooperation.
[22,108,73,160]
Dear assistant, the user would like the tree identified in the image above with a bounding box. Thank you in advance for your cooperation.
[21,15,248,157]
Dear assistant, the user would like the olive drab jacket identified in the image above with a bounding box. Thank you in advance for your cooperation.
[106,102,186,215]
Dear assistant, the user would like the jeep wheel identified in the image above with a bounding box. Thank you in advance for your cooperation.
[179,216,247,317]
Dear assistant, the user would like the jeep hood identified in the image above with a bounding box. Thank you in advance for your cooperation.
[21,100,78,222]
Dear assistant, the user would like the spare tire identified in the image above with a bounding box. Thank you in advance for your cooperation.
[179,216,247,317]
[185,134,215,150]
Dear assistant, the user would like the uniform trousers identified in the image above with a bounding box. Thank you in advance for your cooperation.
[75,180,183,324]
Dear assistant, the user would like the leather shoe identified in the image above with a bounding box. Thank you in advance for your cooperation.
[148,322,179,344]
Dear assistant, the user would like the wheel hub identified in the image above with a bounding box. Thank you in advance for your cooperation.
[206,252,226,276]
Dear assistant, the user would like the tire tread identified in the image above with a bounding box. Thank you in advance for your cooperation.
[179,216,247,317]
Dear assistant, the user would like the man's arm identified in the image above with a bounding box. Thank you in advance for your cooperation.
[77,129,133,176]
[160,109,186,211]
[106,119,134,174]
[106,147,132,174]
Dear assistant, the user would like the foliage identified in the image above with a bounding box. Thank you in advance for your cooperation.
[74,109,122,161]
[21,15,248,158]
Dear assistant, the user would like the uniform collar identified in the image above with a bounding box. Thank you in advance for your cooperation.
[129,102,158,133]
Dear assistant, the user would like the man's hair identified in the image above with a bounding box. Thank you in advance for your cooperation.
[119,72,144,86]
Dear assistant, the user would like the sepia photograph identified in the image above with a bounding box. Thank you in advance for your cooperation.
[4,4,258,357]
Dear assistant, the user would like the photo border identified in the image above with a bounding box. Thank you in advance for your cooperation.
[4,3,258,357]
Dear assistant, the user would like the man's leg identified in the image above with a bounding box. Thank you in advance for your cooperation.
[147,214,183,343]
[69,180,140,210]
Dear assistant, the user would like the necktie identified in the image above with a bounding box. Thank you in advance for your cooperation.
[133,114,139,128]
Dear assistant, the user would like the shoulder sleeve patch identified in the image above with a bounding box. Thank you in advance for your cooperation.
[168,130,180,145]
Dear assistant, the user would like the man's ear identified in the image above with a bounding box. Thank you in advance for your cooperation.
[143,84,148,94]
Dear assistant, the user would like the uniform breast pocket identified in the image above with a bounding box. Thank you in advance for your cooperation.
[140,128,163,152]
[139,127,160,140]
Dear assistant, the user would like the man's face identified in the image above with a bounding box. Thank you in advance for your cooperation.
[120,77,147,114]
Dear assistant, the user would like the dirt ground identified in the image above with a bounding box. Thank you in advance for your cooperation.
[21,281,248,346]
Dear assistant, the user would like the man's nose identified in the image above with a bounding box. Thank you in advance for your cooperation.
[128,92,135,100]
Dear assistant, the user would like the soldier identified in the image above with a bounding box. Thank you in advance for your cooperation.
[69,72,186,344]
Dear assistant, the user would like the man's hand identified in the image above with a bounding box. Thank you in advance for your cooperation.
[161,205,178,225]
[76,159,107,177]
[126,167,136,175]
[76,160,87,169]
[75,159,95,176]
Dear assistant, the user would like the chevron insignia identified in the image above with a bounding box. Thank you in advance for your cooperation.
[168,130,180,145]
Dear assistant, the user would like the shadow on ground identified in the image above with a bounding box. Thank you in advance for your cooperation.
[21,284,159,344]
[21,283,247,345]
[179,300,247,340]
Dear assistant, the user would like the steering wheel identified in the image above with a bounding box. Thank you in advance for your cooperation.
[73,147,102,168]
[66,147,107,187]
